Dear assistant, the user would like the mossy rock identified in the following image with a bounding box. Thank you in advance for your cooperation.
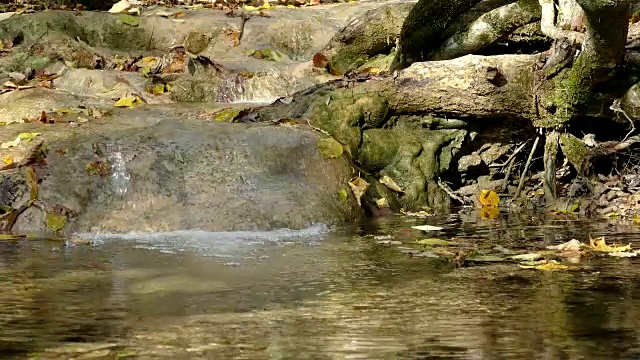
[184,32,210,55]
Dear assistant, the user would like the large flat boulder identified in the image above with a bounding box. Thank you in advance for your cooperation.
[0,105,362,235]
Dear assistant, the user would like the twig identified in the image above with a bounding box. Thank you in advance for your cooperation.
[491,140,528,168]
[437,178,469,204]
[306,119,331,136]
[501,157,517,193]
[514,135,540,200]
[611,98,636,142]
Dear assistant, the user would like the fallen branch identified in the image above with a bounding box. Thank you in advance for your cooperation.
[515,135,540,199]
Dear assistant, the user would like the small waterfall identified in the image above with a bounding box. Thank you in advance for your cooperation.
[109,151,130,197]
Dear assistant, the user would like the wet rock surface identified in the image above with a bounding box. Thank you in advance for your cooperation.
[0,105,362,235]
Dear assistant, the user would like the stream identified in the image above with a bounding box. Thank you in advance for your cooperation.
[2,214,640,359]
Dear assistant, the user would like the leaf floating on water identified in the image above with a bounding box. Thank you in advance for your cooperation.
[479,189,500,207]
[119,14,140,27]
[411,225,443,232]
[0,234,26,241]
[519,260,570,271]
[379,175,403,193]
[46,213,67,232]
[414,238,451,246]
[608,251,639,258]
[510,253,543,261]
[589,236,631,253]
[348,176,369,207]
[317,137,343,159]
[547,239,582,252]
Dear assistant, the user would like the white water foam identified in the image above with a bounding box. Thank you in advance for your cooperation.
[75,224,331,257]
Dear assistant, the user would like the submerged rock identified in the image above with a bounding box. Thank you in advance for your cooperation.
[0,105,362,235]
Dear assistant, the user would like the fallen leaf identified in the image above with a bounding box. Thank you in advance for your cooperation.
[608,251,639,258]
[152,84,166,95]
[0,137,21,149]
[547,239,582,252]
[338,189,348,201]
[114,96,141,108]
[589,236,632,252]
[175,12,185,17]
[317,137,343,159]
[2,155,12,165]
[375,197,389,208]
[411,225,444,231]
[46,213,67,232]
[244,5,259,11]
[287,4,296,8]
[415,238,451,246]
[520,260,570,271]
[109,0,131,13]
[479,189,500,207]
[348,176,369,207]
[85,161,111,176]
[312,52,329,68]
[510,253,543,261]
[379,175,403,193]
[26,166,37,201]
[262,2,271,9]
[120,14,140,27]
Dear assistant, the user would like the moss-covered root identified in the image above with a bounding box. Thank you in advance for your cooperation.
[322,2,414,74]
[430,0,540,61]
[543,130,559,203]
[392,0,483,70]
[559,132,591,176]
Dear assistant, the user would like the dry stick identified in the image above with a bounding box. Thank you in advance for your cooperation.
[514,136,540,200]
[437,178,468,204]
[500,141,528,193]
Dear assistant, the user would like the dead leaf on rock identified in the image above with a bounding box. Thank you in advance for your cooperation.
[85,161,111,176]
[312,52,329,69]
[379,175,403,193]
[114,96,142,108]
[109,0,132,13]
[46,212,67,232]
[348,176,369,207]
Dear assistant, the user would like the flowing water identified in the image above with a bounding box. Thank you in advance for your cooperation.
[2,213,640,359]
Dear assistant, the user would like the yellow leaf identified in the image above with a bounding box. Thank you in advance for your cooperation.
[589,236,632,252]
[152,84,166,95]
[317,137,343,159]
[415,238,451,246]
[26,166,37,201]
[287,4,296,8]
[337,189,348,201]
[479,189,499,207]
[141,56,156,62]
[2,155,12,165]
[261,2,271,9]
[244,5,259,11]
[46,213,67,232]
[18,132,41,143]
[114,97,135,107]
[348,176,369,207]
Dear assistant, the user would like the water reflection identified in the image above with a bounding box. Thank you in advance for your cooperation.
[2,215,640,359]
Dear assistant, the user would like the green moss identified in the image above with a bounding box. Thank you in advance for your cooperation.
[559,133,591,175]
